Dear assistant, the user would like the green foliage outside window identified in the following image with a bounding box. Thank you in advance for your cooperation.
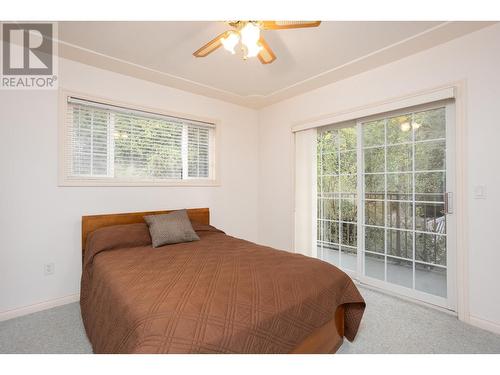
[317,107,446,266]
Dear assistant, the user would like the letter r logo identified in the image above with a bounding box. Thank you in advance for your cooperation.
[2,23,53,75]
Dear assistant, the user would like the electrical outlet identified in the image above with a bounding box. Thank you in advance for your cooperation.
[44,262,55,276]
[473,185,487,199]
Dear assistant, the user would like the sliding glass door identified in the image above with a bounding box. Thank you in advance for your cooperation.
[316,102,455,310]
[317,124,359,271]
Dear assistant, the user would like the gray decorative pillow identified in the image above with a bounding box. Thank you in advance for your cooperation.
[144,210,200,248]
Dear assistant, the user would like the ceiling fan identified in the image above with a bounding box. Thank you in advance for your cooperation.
[193,21,321,64]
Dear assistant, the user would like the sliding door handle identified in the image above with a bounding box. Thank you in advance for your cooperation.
[444,192,453,214]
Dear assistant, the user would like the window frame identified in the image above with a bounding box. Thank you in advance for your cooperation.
[58,90,220,187]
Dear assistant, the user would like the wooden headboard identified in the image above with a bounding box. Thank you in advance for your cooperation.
[81,208,210,253]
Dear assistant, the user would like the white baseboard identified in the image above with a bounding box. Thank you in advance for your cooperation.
[469,315,500,335]
[0,294,80,322]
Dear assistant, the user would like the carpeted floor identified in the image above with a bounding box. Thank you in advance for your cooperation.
[1,286,500,354]
[338,287,500,353]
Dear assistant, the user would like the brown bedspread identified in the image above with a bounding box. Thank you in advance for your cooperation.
[81,223,365,353]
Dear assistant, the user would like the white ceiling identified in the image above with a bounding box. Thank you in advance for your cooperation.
[58,21,495,108]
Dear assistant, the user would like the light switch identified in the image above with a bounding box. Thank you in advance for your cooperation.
[473,185,487,199]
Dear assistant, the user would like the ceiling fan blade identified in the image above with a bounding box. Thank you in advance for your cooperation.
[258,37,276,64]
[193,31,231,57]
[261,21,321,30]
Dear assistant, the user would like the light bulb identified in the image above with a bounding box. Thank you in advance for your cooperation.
[240,22,262,58]
[243,42,262,58]
[400,122,411,132]
[221,31,240,54]
[240,22,261,45]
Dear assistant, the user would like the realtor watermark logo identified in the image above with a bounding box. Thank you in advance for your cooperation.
[1,22,58,89]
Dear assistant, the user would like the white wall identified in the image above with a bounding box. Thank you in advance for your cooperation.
[258,24,500,331]
[0,58,260,314]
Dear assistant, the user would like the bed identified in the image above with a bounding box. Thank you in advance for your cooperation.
[80,208,365,354]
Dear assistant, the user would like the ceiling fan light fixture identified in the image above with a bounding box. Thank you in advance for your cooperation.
[221,31,240,54]
[243,41,263,59]
[193,21,321,64]
[240,22,262,59]
[240,22,261,45]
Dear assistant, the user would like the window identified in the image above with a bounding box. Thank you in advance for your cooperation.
[315,103,454,307]
[61,96,216,185]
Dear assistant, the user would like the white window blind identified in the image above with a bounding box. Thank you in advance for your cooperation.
[62,97,215,184]
[188,125,210,178]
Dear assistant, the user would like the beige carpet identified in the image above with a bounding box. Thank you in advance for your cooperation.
[1,286,500,353]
